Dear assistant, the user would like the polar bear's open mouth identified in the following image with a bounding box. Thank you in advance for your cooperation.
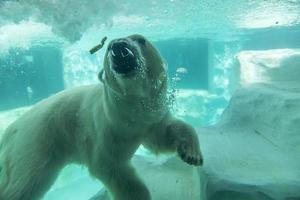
[108,39,141,75]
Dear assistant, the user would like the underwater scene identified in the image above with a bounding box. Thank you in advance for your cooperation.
[0,0,300,200]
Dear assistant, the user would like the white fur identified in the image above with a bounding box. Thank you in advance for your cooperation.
[0,34,203,200]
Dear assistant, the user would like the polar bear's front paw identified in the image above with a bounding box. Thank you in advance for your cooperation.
[177,139,203,166]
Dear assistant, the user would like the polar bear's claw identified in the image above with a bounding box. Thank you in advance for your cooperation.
[177,140,203,166]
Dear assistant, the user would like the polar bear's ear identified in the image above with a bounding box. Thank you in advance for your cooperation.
[163,59,169,71]
[162,59,168,71]
[98,69,105,83]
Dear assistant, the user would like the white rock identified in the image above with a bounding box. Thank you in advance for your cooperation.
[238,49,300,89]
[199,49,300,199]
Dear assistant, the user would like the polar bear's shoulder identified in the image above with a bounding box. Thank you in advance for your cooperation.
[37,84,102,107]
[9,84,103,128]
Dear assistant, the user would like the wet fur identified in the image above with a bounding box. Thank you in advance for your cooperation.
[0,34,203,200]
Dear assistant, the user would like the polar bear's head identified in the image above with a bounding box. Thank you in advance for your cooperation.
[101,34,167,98]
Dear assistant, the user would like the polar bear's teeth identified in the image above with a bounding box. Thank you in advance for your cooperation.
[121,48,134,58]
[121,52,127,57]
[125,48,134,57]
[111,50,116,57]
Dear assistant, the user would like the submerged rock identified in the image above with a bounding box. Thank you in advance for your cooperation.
[199,49,300,200]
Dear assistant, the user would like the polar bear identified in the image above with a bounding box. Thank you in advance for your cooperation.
[0,34,203,200]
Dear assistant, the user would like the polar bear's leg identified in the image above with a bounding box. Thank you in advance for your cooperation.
[93,163,150,200]
[144,118,203,166]
[0,148,63,200]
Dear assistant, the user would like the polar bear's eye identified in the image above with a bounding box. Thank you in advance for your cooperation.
[136,38,146,45]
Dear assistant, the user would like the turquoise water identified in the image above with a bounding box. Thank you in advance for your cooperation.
[1,0,300,200]
[1,0,300,118]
